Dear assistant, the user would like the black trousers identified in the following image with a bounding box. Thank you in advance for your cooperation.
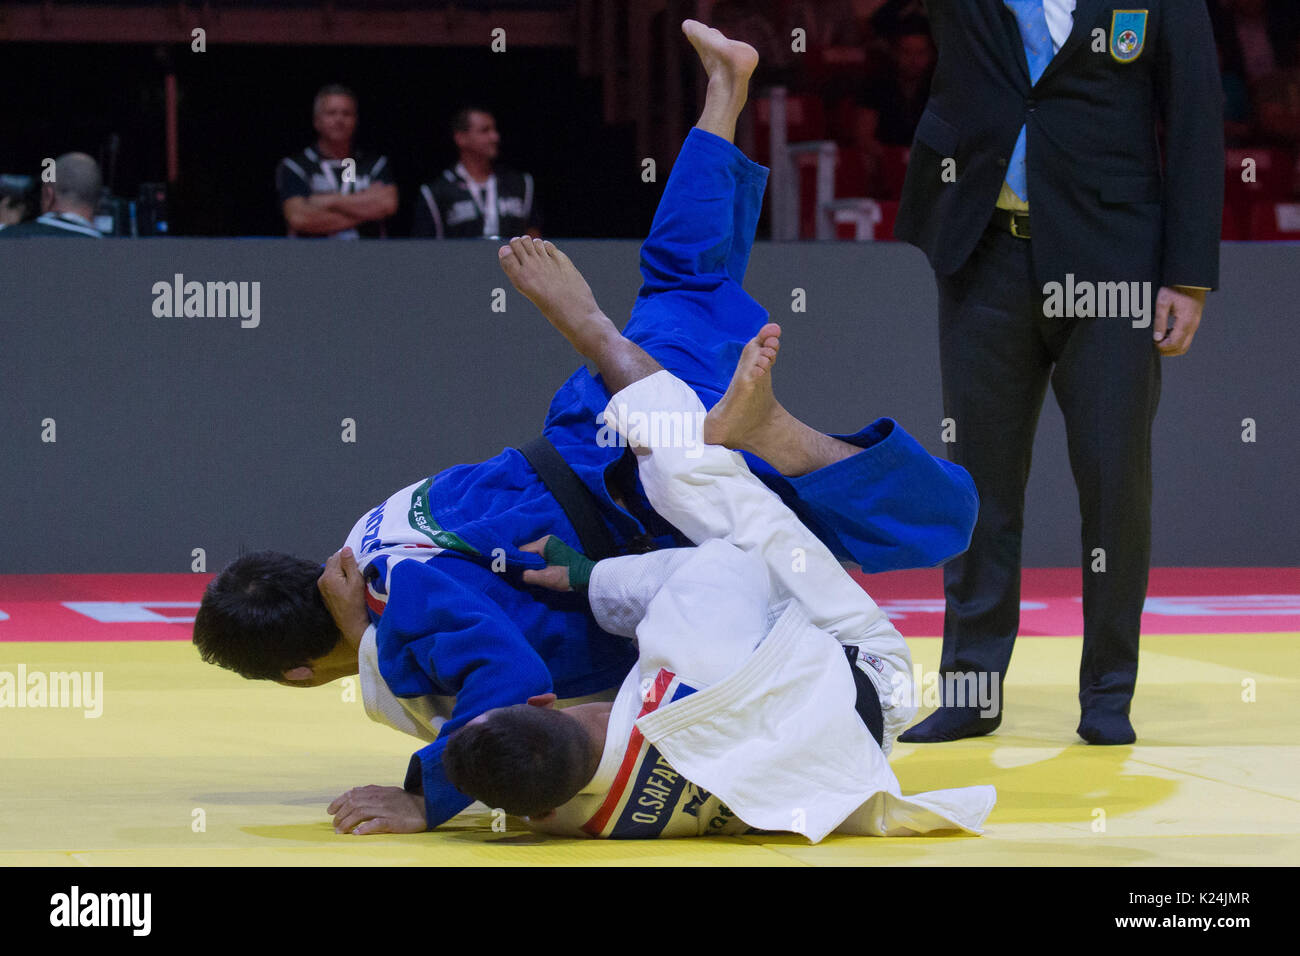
[935,222,1161,716]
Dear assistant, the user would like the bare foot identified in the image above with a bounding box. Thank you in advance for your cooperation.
[703,322,791,451]
[682,19,758,98]
[498,236,616,357]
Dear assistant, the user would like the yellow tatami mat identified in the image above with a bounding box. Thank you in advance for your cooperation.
[2,633,1296,866]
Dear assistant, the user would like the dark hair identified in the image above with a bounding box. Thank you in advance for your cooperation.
[442,705,593,817]
[313,84,358,115]
[193,550,341,680]
[450,106,493,135]
[0,174,38,220]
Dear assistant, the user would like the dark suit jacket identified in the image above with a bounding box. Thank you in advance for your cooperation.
[895,0,1225,290]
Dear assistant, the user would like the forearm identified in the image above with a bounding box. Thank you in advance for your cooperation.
[287,195,365,234]
[327,186,397,221]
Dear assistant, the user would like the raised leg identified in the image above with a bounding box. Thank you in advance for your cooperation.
[621,22,769,400]
[683,20,758,145]
[497,235,661,396]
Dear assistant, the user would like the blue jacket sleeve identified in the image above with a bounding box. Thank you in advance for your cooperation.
[375,558,555,829]
[781,417,979,572]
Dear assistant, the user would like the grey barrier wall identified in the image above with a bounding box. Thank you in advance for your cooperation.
[0,239,1296,572]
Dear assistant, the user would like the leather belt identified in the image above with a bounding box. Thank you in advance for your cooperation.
[991,207,1032,239]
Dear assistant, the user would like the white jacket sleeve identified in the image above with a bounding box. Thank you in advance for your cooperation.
[587,548,697,638]
[634,539,771,686]
[589,540,771,687]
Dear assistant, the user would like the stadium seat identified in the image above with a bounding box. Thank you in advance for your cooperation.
[797,151,823,239]
[754,94,828,166]
[1224,147,1296,204]
[834,147,871,198]
[824,198,899,241]
[1247,200,1300,240]
[877,145,911,201]
[1221,204,1248,240]
[876,199,899,240]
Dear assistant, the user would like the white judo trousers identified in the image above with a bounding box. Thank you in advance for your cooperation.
[594,369,996,841]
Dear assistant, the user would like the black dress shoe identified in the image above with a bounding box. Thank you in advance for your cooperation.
[1077,710,1136,745]
[898,706,1001,743]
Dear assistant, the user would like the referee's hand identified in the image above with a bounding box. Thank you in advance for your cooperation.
[1154,286,1206,357]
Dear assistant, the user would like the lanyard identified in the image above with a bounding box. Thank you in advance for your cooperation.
[456,163,498,236]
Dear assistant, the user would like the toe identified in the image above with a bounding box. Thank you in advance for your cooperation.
[498,244,519,273]
[509,236,530,259]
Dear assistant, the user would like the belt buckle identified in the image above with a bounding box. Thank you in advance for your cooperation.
[1009,212,1031,239]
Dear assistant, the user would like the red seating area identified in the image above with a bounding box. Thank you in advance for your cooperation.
[1244,200,1300,240]
[1223,147,1300,239]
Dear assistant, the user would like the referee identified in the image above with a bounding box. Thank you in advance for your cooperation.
[894,1,1224,745]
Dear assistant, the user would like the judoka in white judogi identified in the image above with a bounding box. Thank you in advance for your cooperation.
[529,369,997,842]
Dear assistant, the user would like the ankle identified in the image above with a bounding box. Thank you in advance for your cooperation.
[582,316,619,354]
[736,406,797,462]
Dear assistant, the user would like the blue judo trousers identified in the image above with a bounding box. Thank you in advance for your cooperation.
[371,128,978,827]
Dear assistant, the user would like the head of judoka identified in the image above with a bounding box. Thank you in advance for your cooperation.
[191,550,359,686]
[442,693,610,819]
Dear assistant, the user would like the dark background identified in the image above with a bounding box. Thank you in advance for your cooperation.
[0,42,652,237]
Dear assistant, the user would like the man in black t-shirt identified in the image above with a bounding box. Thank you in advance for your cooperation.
[276,85,397,238]
[412,107,540,239]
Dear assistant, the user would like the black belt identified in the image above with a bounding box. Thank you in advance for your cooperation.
[519,435,657,561]
[990,207,1032,239]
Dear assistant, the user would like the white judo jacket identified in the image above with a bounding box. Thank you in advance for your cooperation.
[531,370,997,843]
